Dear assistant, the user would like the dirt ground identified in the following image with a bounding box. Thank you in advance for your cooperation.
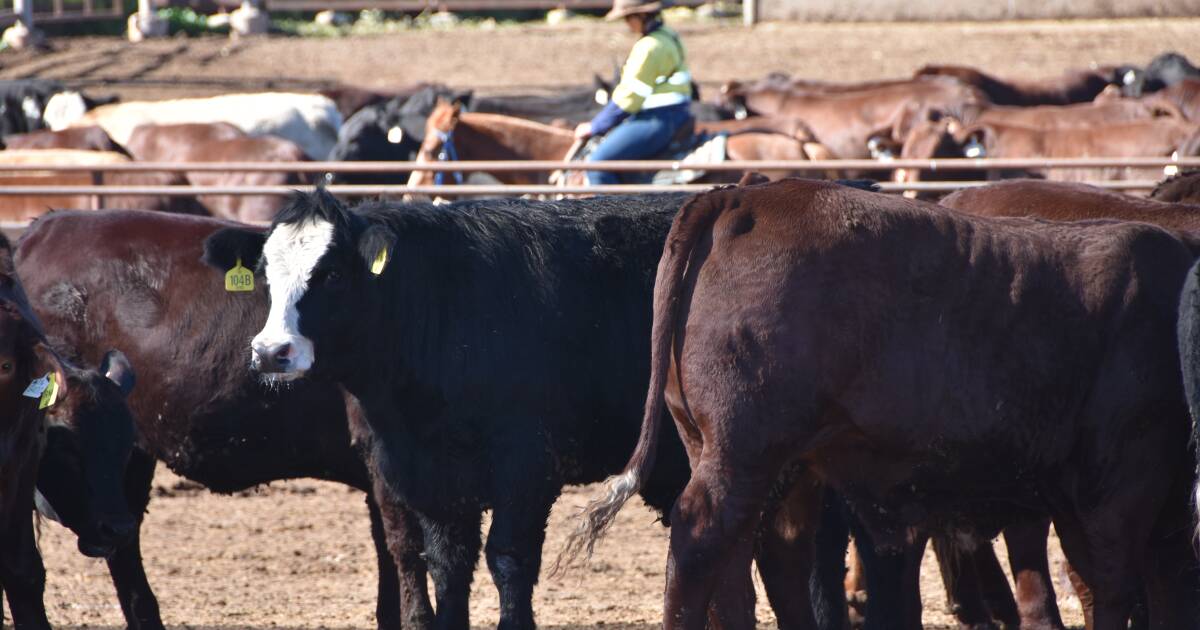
[36,470,1084,630]
[1,18,1199,101]
[7,17,1184,629]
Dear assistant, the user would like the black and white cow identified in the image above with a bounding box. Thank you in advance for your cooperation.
[201,190,704,630]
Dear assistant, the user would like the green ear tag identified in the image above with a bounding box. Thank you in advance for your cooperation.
[225,258,255,292]
[370,247,389,276]
[38,372,58,410]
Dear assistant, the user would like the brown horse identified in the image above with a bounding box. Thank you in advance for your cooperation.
[407,100,834,190]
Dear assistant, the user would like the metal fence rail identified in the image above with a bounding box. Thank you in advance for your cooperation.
[0,157,1185,198]
[0,156,1196,174]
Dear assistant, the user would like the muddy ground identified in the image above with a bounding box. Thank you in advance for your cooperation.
[10,17,1191,629]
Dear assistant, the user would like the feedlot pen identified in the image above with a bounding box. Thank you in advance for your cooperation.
[13,17,1200,629]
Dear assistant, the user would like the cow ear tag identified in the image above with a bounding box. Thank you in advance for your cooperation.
[23,373,57,409]
[370,247,389,276]
[225,258,255,292]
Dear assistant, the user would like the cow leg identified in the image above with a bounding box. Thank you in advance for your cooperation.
[844,513,922,630]
[665,456,771,630]
[1141,492,1200,630]
[756,471,820,630]
[104,450,164,630]
[1051,512,1139,630]
[368,490,434,630]
[970,540,1020,629]
[1066,564,1095,630]
[369,496,403,630]
[1002,518,1063,630]
[0,512,51,630]
[932,537,999,630]
[483,447,559,630]
[419,510,481,630]
[810,489,852,630]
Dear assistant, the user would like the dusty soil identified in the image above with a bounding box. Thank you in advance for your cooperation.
[35,469,1084,630]
[8,18,1175,629]
[1,19,1198,101]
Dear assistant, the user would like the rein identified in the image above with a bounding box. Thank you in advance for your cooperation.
[434,129,465,186]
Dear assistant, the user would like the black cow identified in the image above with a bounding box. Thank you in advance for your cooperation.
[327,82,610,184]
[201,191,710,630]
[1120,52,1200,97]
[0,233,138,629]
[0,81,115,137]
[15,211,434,630]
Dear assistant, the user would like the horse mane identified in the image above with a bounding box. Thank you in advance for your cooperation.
[459,112,573,138]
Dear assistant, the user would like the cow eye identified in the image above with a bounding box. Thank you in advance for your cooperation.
[311,268,340,286]
[0,362,11,372]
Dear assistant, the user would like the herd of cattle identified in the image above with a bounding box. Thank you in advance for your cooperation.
[3,50,1200,216]
[5,50,1200,630]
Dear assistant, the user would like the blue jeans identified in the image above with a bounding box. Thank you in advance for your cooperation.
[586,103,692,185]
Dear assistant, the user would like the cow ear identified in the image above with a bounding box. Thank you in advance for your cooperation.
[99,349,135,398]
[31,342,69,405]
[358,224,396,278]
[202,228,266,272]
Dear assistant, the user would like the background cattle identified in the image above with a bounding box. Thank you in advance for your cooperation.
[0,149,205,218]
[913,63,1120,105]
[125,123,310,222]
[49,92,342,161]
[2,126,128,154]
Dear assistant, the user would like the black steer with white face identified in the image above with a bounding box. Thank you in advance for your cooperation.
[202,189,702,630]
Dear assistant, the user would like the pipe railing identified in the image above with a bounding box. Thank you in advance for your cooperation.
[0,156,1196,174]
[0,180,1165,197]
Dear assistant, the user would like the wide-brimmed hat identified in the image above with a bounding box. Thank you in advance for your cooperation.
[605,0,669,20]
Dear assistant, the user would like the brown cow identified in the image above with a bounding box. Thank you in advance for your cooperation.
[1144,78,1200,121]
[572,178,1200,630]
[1150,170,1200,205]
[2,126,127,154]
[936,178,1200,629]
[713,76,987,159]
[125,123,309,222]
[896,117,1200,186]
[0,149,204,218]
[914,64,1119,105]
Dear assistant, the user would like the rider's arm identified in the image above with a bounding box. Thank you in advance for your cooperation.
[588,35,676,136]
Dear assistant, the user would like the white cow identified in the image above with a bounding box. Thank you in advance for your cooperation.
[45,92,342,160]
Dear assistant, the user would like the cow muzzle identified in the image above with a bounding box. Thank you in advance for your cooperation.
[250,335,314,379]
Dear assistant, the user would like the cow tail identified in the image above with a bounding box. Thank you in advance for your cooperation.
[1178,258,1200,540]
[556,193,722,572]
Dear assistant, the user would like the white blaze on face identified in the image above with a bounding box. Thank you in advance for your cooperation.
[251,219,336,378]
[43,91,87,131]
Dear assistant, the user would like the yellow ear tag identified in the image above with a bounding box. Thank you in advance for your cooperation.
[370,247,389,276]
[225,258,255,292]
[38,372,58,410]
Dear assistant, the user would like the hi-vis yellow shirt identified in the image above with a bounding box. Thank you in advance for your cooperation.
[611,27,692,113]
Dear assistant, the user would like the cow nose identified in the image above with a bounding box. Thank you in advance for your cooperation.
[253,342,293,373]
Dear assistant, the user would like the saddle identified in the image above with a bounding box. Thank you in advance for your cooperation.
[571,120,728,185]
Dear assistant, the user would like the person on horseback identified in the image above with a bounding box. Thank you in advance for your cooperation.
[574,0,694,185]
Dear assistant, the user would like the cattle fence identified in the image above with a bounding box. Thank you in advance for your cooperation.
[0,156,1193,231]
[0,0,122,27]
